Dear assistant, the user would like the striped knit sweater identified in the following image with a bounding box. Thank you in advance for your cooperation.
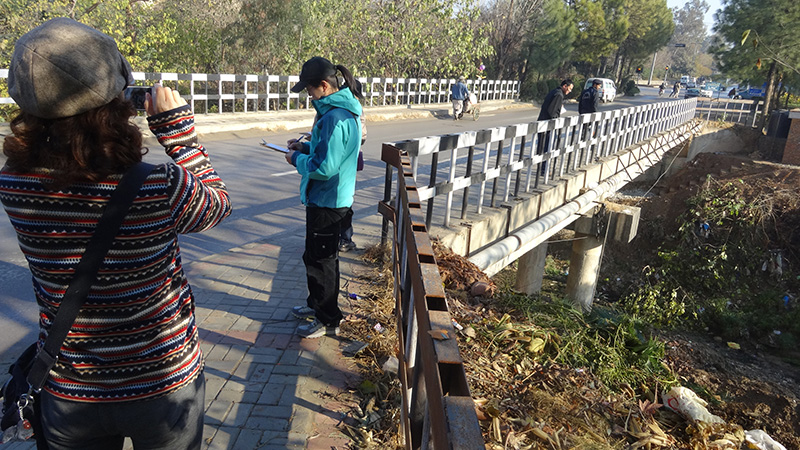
[0,105,231,402]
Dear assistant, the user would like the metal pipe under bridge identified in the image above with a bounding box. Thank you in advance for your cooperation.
[378,98,702,449]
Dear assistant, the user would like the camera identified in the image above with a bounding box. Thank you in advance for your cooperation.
[124,86,151,111]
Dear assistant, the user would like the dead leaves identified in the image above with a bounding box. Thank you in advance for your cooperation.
[433,240,496,294]
[626,414,675,449]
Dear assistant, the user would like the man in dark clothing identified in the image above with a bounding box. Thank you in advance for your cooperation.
[578,79,602,143]
[578,79,601,114]
[537,79,574,176]
[538,79,573,121]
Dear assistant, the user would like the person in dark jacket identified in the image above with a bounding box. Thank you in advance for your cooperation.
[537,79,574,175]
[538,79,573,121]
[578,79,602,114]
[451,76,469,120]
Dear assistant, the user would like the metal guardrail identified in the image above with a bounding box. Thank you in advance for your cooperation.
[694,97,762,126]
[375,99,700,448]
[385,98,697,231]
[0,69,518,114]
[378,146,485,450]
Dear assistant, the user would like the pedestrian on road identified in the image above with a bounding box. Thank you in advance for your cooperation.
[0,18,231,449]
[286,56,363,338]
[451,76,469,120]
[670,81,680,98]
[728,87,737,99]
[537,79,574,175]
[578,79,601,115]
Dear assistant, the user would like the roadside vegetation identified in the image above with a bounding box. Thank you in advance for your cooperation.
[621,178,800,349]
[342,150,800,449]
[3,0,800,121]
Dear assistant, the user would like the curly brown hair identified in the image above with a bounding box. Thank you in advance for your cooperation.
[3,97,147,188]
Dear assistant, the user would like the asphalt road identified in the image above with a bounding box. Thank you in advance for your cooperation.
[0,88,672,357]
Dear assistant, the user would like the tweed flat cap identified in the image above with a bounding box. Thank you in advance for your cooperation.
[8,17,133,119]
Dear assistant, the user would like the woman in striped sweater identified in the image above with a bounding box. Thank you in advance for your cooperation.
[0,18,231,449]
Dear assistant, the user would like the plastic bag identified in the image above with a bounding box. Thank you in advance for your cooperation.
[745,429,787,450]
[662,386,725,424]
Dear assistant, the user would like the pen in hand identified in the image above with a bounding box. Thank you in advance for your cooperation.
[287,132,310,151]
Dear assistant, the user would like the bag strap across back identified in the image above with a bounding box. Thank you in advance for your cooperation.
[26,162,155,392]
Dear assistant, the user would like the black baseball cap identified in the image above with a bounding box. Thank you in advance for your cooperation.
[592,79,602,86]
[291,56,336,93]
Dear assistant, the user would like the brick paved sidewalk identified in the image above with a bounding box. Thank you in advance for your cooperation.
[2,238,372,450]
[187,236,370,449]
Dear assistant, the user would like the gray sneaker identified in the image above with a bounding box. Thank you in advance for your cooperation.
[338,240,357,253]
[297,319,340,339]
[291,305,315,320]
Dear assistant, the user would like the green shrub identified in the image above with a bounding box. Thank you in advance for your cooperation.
[622,179,800,350]
[495,292,675,390]
[622,79,640,96]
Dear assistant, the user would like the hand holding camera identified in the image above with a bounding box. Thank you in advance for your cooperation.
[124,83,187,116]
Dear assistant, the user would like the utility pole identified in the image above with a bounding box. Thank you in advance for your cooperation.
[648,52,657,85]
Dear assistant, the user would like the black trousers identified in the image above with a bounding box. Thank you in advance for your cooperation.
[339,207,354,243]
[303,206,349,326]
[537,131,552,175]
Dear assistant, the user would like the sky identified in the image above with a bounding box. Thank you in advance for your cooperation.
[667,0,723,32]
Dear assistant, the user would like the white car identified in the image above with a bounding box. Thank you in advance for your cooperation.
[699,87,714,97]
[584,78,617,102]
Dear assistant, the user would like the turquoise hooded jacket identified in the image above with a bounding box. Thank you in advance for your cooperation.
[291,88,362,208]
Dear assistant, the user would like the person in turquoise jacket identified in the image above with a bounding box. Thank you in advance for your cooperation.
[285,56,363,338]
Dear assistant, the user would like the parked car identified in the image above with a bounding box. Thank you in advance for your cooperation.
[699,87,714,97]
[686,81,697,88]
[584,78,617,102]
[734,90,761,100]
[684,88,701,98]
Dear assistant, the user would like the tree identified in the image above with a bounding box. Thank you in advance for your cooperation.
[572,0,630,77]
[220,0,306,74]
[616,0,674,79]
[523,0,577,79]
[713,0,800,128]
[0,0,201,73]
[480,0,545,79]
[361,0,492,78]
[668,0,709,76]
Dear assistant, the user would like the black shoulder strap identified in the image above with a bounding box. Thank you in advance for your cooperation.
[27,162,155,392]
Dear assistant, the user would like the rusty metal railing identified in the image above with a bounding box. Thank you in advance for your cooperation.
[378,144,485,450]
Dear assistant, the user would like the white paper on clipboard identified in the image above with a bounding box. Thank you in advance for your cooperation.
[260,140,290,153]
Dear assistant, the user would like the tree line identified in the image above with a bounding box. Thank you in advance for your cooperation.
[2,0,674,93]
[2,0,798,118]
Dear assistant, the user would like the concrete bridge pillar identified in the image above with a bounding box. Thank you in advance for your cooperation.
[565,232,604,313]
[514,243,548,295]
[565,203,641,313]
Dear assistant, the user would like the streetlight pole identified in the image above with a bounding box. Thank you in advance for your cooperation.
[648,52,657,85]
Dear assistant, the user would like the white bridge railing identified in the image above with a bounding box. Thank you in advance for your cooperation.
[0,69,518,115]
[384,98,698,230]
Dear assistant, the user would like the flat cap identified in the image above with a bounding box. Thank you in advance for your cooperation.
[9,17,133,119]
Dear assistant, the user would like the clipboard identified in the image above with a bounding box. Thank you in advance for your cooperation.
[260,140,290,153]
